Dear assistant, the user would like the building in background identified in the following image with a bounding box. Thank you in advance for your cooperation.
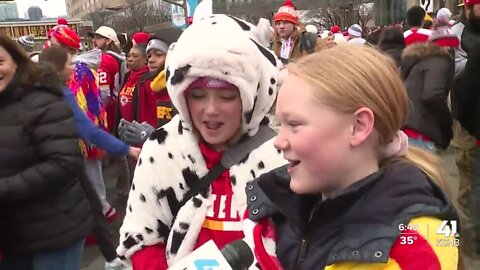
[375,0,463,25]
[0,18,93,50]
[27,6,43,21]
[66,0,125,19]
[0,2,18,20]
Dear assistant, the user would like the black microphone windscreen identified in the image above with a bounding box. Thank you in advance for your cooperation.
[220,240,254,270]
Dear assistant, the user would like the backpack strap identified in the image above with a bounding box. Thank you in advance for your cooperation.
[105,51,126,96]
[178,124,276,209]
[179,163,227,208]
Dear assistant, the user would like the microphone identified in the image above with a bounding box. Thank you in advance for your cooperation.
[168,240,254,270]
[221,240,254,270]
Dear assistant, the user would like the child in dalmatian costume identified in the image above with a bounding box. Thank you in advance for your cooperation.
[117,14,287,269]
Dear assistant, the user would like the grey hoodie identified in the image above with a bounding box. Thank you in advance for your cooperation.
[73,49,102,70]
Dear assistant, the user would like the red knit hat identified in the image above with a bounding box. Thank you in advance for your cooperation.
[465,0,480,7]
[331,25,340,34]
[132,32,150,46]
[273,0,298,24]
[50,25,81,50]
[57,18,68,25]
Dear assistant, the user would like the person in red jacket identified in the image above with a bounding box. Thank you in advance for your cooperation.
[117,39,169,146]
[134,38,172,128]
[91,26,125,133]
[118,38,174,135]
[117,45,149,127]
[115,45,149,203]
[117,37,177,147]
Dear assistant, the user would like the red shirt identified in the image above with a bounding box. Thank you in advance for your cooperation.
[98,53,121,98]
[194,143,244,250]
[98,53,121,132]
[118,66,149,122]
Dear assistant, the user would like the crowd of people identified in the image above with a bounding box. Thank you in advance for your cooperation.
[1,0,480,269]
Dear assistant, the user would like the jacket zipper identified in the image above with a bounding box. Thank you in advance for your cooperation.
[294,239,309,270]
[294,200,320,270]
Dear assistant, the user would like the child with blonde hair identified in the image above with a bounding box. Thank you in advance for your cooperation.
[243,45,460,269]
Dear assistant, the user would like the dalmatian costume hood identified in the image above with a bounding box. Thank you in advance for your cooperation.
[117,14,287,266]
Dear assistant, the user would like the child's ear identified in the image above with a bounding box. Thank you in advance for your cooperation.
[350,107,375,147]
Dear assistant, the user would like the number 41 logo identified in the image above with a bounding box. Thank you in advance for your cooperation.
[436,220,459,237]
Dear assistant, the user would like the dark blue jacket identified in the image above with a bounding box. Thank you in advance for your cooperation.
[63,86,129,156]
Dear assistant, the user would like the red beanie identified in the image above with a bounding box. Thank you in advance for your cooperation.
[465,0,480,7]
[51,25,80,50]
[331,25,340,34]
[57,18,68,25]
[132,32,150,46]
[273,0,298,25]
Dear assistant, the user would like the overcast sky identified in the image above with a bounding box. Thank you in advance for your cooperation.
[16,0,67,18]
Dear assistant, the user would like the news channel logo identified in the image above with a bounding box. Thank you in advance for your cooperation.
[398,220,460,247]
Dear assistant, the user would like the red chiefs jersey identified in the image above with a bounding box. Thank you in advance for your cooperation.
[98,52,124,132]
[194,143,244,250]
[98,52,122,99]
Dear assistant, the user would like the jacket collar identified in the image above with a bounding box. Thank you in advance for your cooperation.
[402,42,452,60]
[246,164,381,231]
[247,161,457,236]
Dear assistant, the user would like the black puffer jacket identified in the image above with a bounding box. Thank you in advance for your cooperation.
[401,42,454,148]
[452,39,480,139]
[0,73,93,254]
[246,162,458,270]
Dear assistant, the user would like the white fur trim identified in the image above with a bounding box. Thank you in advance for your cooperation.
[242,218,260,269]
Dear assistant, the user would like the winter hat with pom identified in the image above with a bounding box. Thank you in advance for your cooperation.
[273,0,298,25]
[50,25,81,50]
[18,35,35,49]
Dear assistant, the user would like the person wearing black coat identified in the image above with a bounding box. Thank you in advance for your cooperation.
[454,40,480,256]
[0,35,92,270]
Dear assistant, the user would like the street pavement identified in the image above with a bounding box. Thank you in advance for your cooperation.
[81,148,480,269]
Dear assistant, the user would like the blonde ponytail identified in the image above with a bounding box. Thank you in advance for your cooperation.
[403,147,466,223]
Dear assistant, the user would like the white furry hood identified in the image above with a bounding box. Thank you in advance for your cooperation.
[165,14,281,137]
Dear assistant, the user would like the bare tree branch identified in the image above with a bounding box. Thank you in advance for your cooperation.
[124,0,154,32]
[85,4,115,29]
[101,0,171,33]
